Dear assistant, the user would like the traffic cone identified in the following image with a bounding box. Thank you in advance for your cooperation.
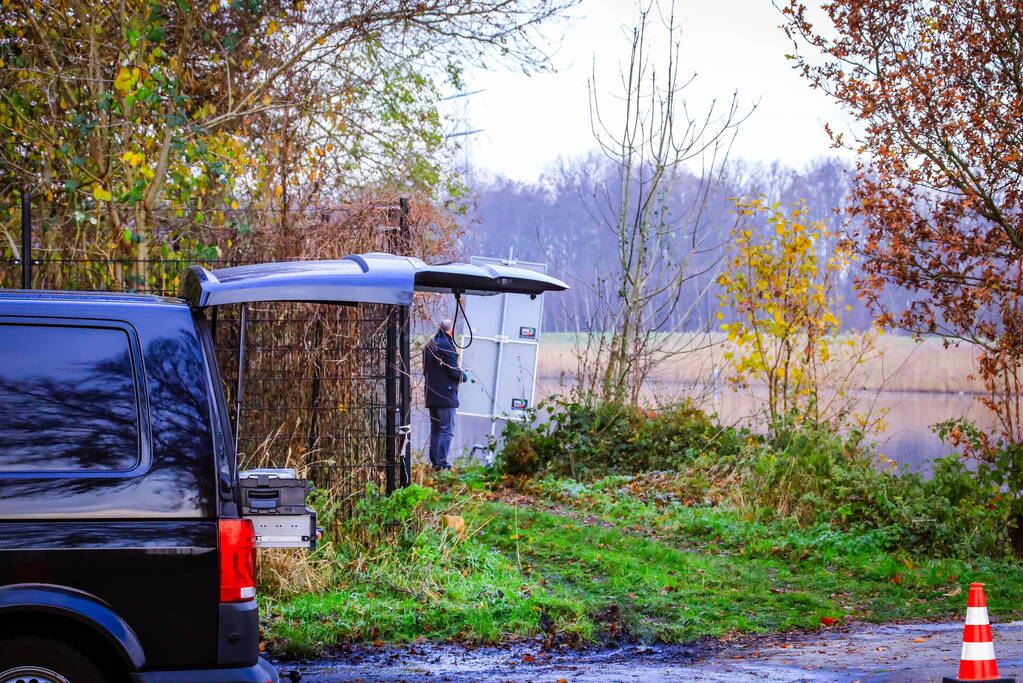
[943,582,1015,682]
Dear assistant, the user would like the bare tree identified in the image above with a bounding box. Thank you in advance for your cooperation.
[572,0,750,406]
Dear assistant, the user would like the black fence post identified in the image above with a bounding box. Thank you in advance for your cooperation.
[385,301,398,494]
[20,189,31,289]
[384,197,412,493]
[398,197,412,487]
[234,303,248,455]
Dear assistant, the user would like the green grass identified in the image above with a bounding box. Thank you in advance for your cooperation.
[261,476,1023,658]
[260,497,594,657]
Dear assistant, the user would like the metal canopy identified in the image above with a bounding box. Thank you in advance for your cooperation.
[180,252,569,308]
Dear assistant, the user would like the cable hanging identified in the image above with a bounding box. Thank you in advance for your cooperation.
[451,291,474,350]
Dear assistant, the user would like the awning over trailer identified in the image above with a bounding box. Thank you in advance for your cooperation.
[180,252,569,308]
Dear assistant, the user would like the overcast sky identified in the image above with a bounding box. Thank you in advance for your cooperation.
[442,0,851,183]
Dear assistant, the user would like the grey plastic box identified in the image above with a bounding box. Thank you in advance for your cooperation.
[239,468,317,549]
[239,468,311,515]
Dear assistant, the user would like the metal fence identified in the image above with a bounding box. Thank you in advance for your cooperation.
[2,198,414,517]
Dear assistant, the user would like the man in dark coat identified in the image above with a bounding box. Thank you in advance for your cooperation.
[423,318,466,470]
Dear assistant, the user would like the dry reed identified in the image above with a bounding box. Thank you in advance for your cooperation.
[537,332,985,395]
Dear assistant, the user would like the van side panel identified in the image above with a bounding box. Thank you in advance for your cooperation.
[0,299,221,669]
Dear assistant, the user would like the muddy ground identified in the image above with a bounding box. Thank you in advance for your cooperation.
[272,620,1023,682]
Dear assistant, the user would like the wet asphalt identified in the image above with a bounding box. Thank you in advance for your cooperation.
[271,620,1023,682]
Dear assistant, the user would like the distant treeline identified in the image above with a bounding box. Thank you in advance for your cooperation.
[465,154,897,333]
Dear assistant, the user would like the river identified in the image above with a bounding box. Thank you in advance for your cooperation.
[432,382,995,477]
[539,378,997,474]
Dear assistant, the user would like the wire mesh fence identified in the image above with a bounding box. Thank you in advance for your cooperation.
[215,301,401,508]
[0,197,433,519]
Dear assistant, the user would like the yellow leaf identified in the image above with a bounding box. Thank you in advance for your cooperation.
[113,67,134,94]
[120,151,144,167]
[274,184,283,197]
[92,186,112,202]
[267,19,280,35]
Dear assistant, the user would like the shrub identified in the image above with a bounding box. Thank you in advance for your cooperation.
[495,396,743,478]
[496,400,1014,559]
[729,416,1009,558]
[498,432,541,477]
[349,482,435,540]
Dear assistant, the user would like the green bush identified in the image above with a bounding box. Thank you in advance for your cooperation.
[498,432,541,477]
[496,400,1014,559]
[495,396,743,478]
[347,482,435,542]
[728,416,1009,558]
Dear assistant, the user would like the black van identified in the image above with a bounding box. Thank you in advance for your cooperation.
[0,254,566,682]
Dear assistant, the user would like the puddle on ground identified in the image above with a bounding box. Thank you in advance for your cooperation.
[273,620,1023,682]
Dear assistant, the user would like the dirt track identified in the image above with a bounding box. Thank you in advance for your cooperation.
[276,620,1023,682]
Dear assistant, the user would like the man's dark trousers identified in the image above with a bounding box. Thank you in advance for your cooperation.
[423,329,464,470]
[428,406,455,470]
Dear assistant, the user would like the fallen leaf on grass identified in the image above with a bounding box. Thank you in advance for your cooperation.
[821,617,838,626]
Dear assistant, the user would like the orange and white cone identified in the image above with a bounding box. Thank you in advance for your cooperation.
[943,582,1015,682]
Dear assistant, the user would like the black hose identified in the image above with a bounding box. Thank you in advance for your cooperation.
[451,292,473,350]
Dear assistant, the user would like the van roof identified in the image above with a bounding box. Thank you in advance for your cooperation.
[0,290,183,305]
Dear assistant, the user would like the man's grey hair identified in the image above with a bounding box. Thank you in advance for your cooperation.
[439,318,454,333]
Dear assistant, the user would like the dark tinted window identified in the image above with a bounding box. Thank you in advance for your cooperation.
[0,324,140,472]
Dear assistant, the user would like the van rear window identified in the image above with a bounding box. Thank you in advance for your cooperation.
[0,324,140,472]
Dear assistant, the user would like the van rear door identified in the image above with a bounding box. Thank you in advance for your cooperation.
[180,252,568,547]
[179,253,568,308]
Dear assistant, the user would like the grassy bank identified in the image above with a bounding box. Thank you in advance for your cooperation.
[260,473,1023,658]
[260,399,1023,658]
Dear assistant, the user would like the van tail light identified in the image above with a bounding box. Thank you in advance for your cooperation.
[219,518,256,602]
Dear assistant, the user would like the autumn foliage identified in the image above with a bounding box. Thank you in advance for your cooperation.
[717,197,873,428]
[0,0,572,273]
[783,1,1023,444]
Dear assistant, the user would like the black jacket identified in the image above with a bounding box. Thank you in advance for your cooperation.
[423,330,465,408]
